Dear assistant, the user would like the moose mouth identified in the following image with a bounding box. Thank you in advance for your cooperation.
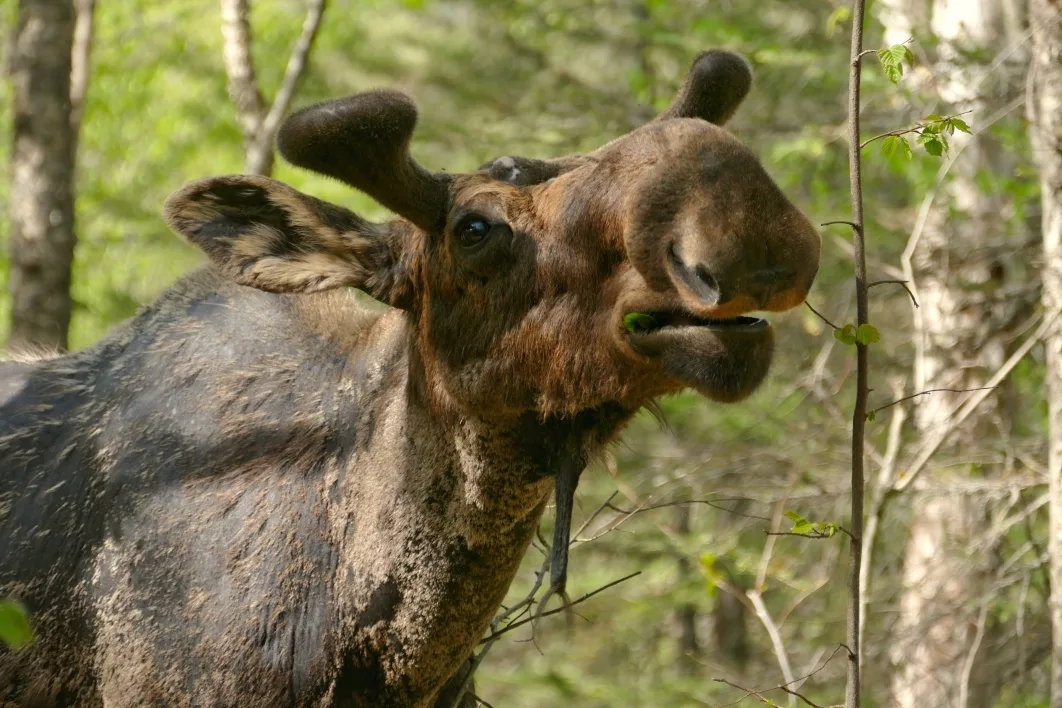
[619,305,774,402]
[623,310,768,335]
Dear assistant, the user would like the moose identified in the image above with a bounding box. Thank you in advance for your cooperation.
[0,50,819,707]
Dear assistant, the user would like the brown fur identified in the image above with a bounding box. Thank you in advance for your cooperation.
[0,50,819,706]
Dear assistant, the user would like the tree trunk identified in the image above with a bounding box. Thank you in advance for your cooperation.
[883,1,1028,705]
[8,0,81,352]
[1027,0,1062,702]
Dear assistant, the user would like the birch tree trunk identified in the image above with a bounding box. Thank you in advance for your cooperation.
[7,0,83,352]
[1027,1,1062,702]
[881,1,1028,705]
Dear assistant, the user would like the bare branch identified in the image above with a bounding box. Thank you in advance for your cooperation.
[867,279,919,308]
[748,590,797,694]
[711,644,849,708]
[821,220,861,230]
[806,301,840,331]
[867,386,998,419]
[478,571,641,644]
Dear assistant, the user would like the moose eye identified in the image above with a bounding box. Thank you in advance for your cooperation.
[458,218,491,248]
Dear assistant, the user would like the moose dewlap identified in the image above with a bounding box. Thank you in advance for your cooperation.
[0,50,819,707]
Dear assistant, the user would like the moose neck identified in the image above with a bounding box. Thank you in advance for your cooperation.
[326,308,634,702]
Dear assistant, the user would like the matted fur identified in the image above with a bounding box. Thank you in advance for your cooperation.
[1,49,820,707]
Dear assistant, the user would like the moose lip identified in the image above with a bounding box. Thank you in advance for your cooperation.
[625,311,768,335]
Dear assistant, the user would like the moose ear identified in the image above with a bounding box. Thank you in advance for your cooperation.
[164,175,410,306]
[657,50,753,125]
[276,90,453,233]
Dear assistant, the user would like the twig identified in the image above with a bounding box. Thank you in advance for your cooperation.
[867,279,919,308]
[821,220,860,230]
[805,302,840,331]
[749,590,797,695]
[867,386,997,418]
[844,2,868,705]
[958,603,990,708]
[712,644,848,708]
[478,571,641,643]
[713,677,830,708]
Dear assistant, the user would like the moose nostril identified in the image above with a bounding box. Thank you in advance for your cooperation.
[692,264,718,294]
[667,245,722,306]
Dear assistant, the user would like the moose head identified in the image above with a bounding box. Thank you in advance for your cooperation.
[164,50,820,421]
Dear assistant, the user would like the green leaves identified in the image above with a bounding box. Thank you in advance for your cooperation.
[0,599,34,651]
[856,324,880,344]
[876,44,914,84]
[878,114,971,162]
[916,114,971,157]
[784,511,840,539]
[623,312,657,334]
[834,323,879,346]
[881,135,913,161]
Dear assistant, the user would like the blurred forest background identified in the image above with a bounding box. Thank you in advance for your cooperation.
[3,0,1061,705]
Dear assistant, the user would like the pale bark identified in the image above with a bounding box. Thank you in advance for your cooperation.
[1027,0,1062,702]
[884,1,1028,705]
[8,0,82,352]
[219,0,327,177]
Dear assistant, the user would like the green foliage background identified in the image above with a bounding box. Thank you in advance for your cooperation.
[0,0,1045,705]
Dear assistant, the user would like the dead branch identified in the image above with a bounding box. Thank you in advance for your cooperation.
[867,386,998,418]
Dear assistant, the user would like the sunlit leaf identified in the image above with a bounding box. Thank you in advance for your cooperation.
[855,324,880,345]
[950,117,972,134]
[876,44,912,84]
[834,324,857,345]
[0,600,34,651]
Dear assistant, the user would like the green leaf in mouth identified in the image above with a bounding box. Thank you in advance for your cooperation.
[623,312,658,334]
[0,599,34,650]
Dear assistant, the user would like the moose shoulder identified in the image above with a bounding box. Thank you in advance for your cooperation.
[0,50,819,707]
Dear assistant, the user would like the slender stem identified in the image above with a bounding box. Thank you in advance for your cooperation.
[845,2,867,706]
